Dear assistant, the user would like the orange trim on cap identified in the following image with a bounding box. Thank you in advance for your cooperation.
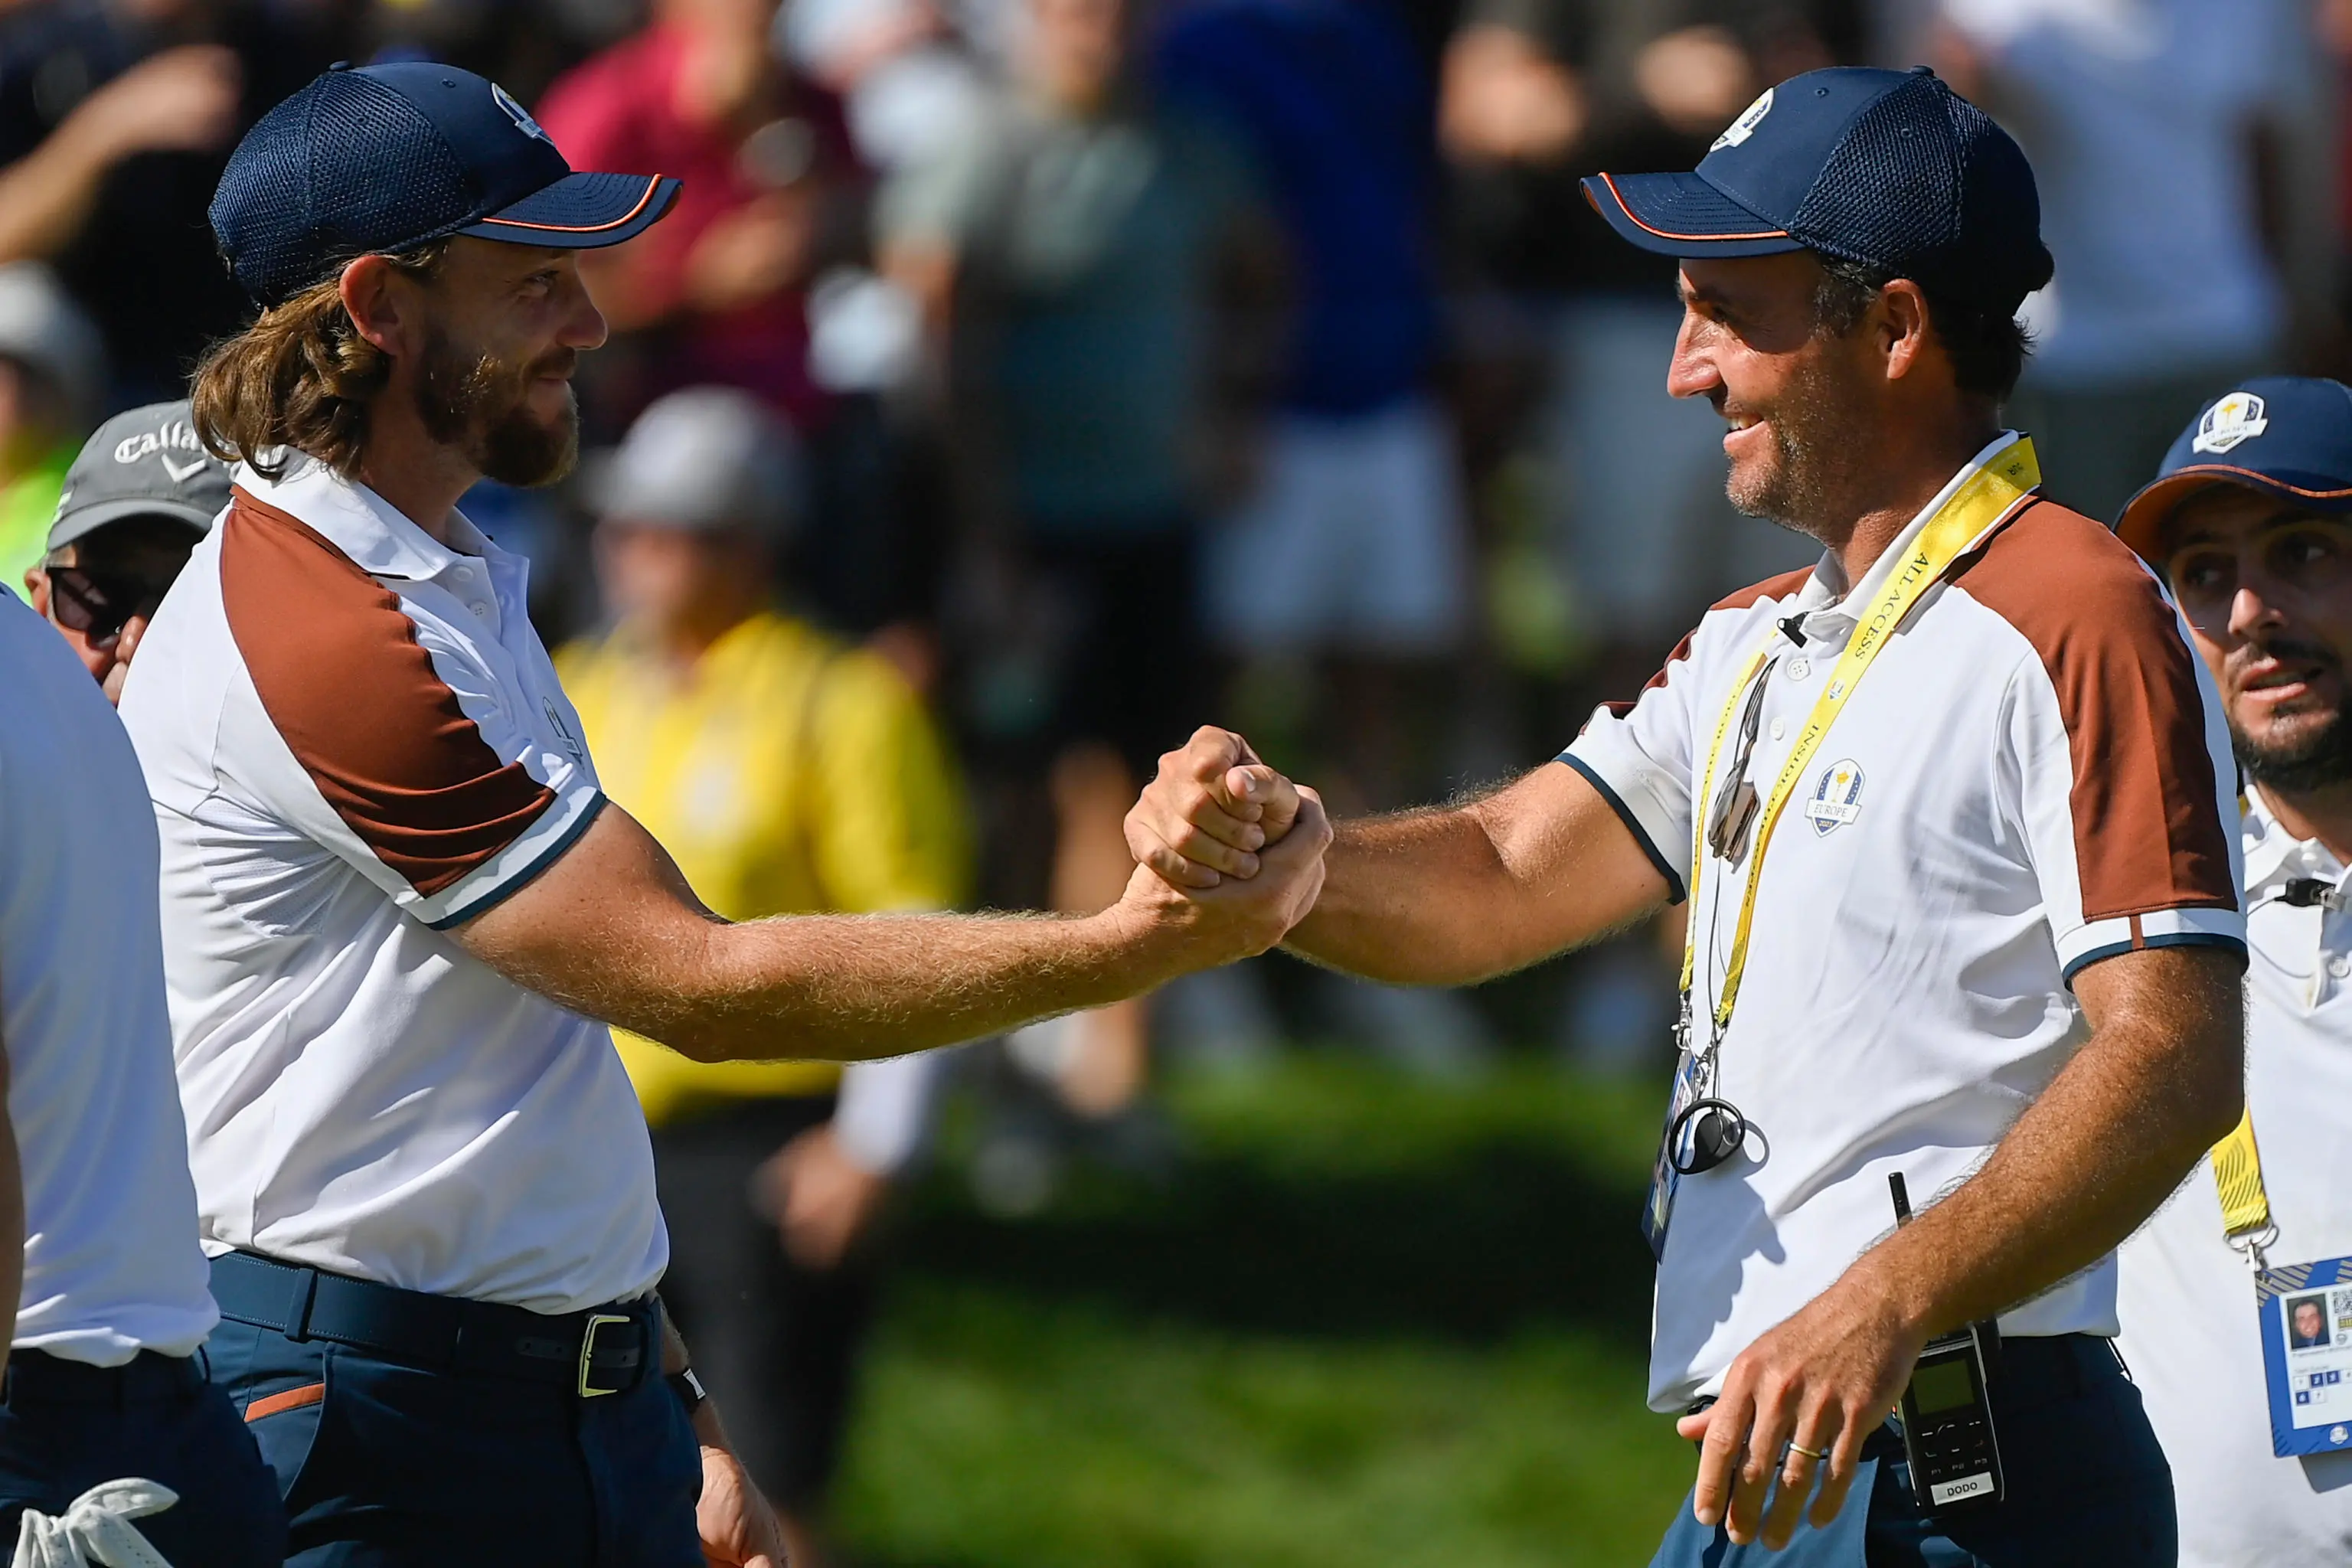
[1594,172,1790,244]
[475,176,667,234]
[2147,462,2352,501]
[244,1382,325,1422]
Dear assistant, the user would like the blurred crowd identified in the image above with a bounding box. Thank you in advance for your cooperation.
[5,0,2351,1555]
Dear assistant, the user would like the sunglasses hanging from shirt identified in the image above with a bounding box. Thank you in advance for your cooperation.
[1641,439,2044,1263]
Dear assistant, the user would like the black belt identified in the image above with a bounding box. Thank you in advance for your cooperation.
[2,1348,202,1406]
[210,1250,657,1397]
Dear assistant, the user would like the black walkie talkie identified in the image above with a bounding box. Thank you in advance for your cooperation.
[1890,1174,2004,1510]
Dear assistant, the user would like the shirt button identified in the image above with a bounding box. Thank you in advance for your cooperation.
[471,603,491,620]
[1788,658,1811,681]
[2331,956,2349,980]
[1769,717,1787,741]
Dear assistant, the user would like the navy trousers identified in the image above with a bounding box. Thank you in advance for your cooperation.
[1650,1334,2177,1567]
[0,1349,286,1566]
[204,1315,704,1566]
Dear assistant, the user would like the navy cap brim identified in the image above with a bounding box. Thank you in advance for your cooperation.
[459,172,680,250]
[1582,172,1805,260]
[2115,465,2352,561]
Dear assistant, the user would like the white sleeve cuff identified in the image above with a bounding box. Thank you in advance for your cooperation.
[416,787,607,930]
[2055,906,2247,984]
[834,1048,954,1175]
[1560,719,1687,902]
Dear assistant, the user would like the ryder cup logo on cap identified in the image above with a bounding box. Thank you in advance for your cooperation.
[1712,89,1773,152]
[2115,377,2352,561]
[210,63,681,307]
[2191,390,2270,455]
[1582,67,2053,311]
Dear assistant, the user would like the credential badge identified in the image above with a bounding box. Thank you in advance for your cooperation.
[1804,758,1864,836]
[1712,88,1774,151]
[2192,390,2269,455]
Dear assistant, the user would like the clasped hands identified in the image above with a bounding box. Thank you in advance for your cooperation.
[1117,726,1328,965]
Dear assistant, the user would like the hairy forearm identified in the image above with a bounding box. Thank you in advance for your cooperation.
[538,903,1184,1065]
[1843,947,2243,1338]
[1286,766,1667,985]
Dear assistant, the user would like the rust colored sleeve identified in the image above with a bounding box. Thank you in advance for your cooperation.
[220,492,555,898]
[1958,501,2238,922]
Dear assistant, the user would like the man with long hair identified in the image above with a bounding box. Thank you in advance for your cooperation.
[119,62,1326,1566]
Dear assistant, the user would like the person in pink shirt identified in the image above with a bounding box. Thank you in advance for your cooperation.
[537,0,864,432]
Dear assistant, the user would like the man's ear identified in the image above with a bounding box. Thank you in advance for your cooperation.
[23,567,47,618]
[1875,278,1933,382]
[338,254,415,361]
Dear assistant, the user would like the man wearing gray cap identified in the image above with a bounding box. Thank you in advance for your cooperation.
[559,387,972,1568]
[27,400,227,703]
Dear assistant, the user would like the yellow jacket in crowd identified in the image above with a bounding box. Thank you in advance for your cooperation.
[556,609,975,1126]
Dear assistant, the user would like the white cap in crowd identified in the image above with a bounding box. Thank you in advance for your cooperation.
[0,263,103,421]
[595,386,801,539]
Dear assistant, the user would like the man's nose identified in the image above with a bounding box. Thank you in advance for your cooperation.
[562,275,610,352]
[2229,583,2282,642]
[1664,315,1717,403]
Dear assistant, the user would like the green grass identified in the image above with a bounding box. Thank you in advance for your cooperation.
[832,1057,1694,1567]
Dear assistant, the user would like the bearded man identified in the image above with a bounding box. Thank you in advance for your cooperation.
[2112,377,2352,1567]
[1126,67,2246,1563]
[115,63,1328,1567]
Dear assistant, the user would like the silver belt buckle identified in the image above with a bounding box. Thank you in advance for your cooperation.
[578,1312,633,1398]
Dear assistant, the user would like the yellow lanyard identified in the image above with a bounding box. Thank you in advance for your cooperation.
[2211,1108,2273,1264]
[1678,438,2043,1038]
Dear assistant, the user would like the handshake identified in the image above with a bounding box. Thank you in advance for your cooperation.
[1116,726,1334,973]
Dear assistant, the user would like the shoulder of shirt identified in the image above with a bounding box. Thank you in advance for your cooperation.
[1949,496,2182,659]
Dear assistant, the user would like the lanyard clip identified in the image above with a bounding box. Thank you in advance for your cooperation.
[2229,1226,2278,1276]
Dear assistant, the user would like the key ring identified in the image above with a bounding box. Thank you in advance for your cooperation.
[1668,1096,1749,1175]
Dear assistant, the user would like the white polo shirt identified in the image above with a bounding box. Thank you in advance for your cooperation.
[1563,434,2244,1412]
[117,458,666,1315]
[2,593,217,1365]
[2117,789,2352,1567]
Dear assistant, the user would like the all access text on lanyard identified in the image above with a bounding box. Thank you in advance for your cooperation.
[1663,438,2043,1179]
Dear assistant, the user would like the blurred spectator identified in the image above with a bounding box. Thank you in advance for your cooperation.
[0,263,102,600]
[783,0,988,173]
[554,387,974,1568]
[1152,0,1502,1070]
[1156,0,1464,812]
[1440,2,1839,673]
[878,0,1271,1116]
[0,0,342,405]
[1909,0,2335,519]
[537,0,866,435]
[24,397,221,701]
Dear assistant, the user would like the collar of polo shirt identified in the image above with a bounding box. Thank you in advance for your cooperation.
[232,456,508,585]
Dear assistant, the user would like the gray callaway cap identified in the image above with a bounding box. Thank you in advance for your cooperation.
[50,401,232,553]
[595,386,800,537]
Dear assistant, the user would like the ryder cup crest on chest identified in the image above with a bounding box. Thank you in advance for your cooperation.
[1805,758,1865,835]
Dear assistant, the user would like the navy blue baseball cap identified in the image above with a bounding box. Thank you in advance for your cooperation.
[211,62,680,307]
[1583,66,2053,309]
[2116,377,2352,560]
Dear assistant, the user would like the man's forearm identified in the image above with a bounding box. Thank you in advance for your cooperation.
[1837,946,2244,1338]
[592,904,1186,1065]
[1286,766,1668,985]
